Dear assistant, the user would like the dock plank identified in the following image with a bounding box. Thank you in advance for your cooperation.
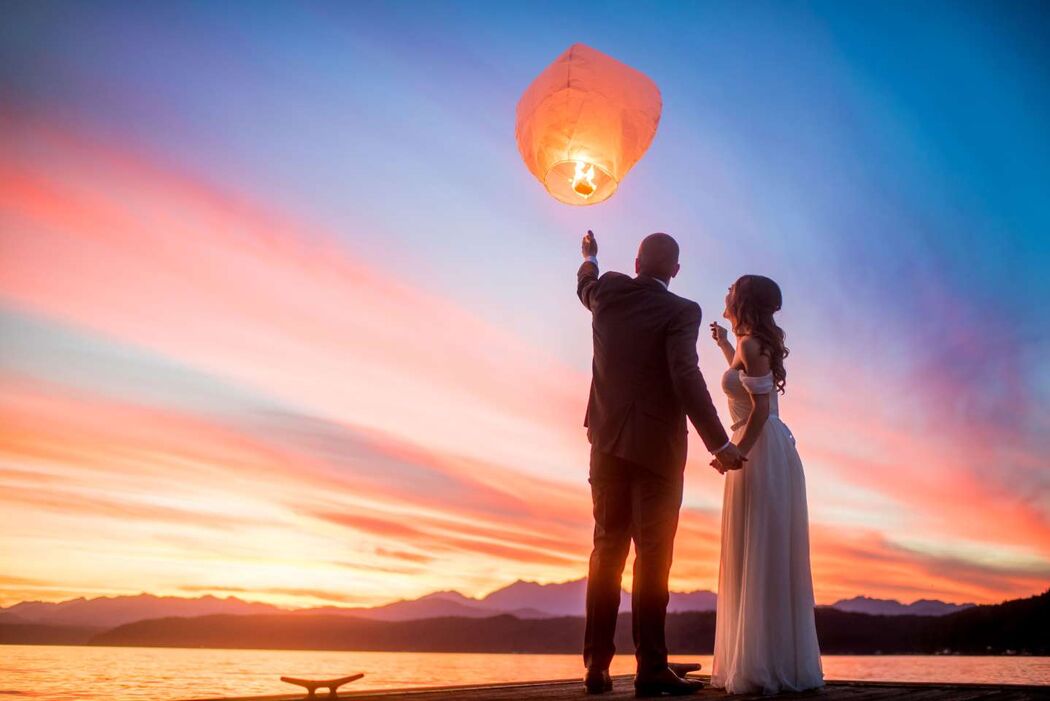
[184,675,1050,701]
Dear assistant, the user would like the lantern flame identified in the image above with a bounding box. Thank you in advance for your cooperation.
[571,161,597,198]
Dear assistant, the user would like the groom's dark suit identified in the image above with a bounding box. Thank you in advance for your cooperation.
[577,260,728,675]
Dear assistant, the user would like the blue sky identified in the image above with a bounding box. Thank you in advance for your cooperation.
[0,0,1047,606]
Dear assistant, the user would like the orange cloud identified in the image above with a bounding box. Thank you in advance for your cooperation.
[1,109,1046,609]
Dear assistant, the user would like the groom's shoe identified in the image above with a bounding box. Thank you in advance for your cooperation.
[667,662,702,678]
[584,668,613,694]
[634,667,703,697]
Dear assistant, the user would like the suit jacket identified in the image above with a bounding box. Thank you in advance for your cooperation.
[577,261,729,474]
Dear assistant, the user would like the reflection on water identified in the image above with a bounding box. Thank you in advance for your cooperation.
[0,646,1046,700]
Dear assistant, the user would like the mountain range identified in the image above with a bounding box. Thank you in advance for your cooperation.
[0,577,970,629]
[77,589,1050,656]
[828,595,974,617]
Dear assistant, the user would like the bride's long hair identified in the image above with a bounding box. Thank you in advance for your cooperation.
[728,275,789,394]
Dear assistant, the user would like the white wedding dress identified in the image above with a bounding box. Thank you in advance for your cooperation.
[711,368,824,695]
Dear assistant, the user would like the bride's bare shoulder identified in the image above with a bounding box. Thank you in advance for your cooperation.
[738,336,771,376]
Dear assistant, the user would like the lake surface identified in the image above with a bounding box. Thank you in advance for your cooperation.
[0,646,1047,700]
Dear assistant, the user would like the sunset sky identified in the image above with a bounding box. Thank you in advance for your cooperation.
[1,1,1047,610]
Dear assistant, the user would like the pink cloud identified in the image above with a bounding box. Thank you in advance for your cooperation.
[0,110,588,485]
[1,109,1046,608]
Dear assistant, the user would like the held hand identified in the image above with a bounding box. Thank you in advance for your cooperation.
[709,453,743,475]
[710,321,729,346]
[715,442,747,472]
[582,230,598,259]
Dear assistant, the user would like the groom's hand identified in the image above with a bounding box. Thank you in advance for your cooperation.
[582,230,598,259]
[714,443,746,473]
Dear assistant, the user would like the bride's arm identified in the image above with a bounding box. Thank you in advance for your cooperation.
[735,337,772,457]
[709,322,736,366]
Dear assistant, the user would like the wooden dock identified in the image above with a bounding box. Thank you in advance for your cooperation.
[187,675,1050,701]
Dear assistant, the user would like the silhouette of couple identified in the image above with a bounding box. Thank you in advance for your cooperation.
[577,231,824,696]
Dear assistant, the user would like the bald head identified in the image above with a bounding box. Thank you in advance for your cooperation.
[636,232,680,283]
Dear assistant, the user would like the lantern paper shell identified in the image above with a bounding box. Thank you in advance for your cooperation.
[516,43,662,206]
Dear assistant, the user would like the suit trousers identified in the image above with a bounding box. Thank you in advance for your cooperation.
[583,448,684,674]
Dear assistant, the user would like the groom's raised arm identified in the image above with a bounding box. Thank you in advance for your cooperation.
[577,259,600,311]
[666,301,731,453]
[577,230,601,311]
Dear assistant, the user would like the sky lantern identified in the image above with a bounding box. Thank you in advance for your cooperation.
[516,43,662,206]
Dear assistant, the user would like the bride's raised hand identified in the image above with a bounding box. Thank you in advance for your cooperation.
[710,321,735,366]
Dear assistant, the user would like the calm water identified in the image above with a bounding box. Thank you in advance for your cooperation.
[0,646,1046,700]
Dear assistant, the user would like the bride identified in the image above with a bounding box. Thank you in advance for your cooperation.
[708,275,824,695]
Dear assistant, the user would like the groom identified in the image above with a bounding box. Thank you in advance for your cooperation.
[577,231,743,696]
